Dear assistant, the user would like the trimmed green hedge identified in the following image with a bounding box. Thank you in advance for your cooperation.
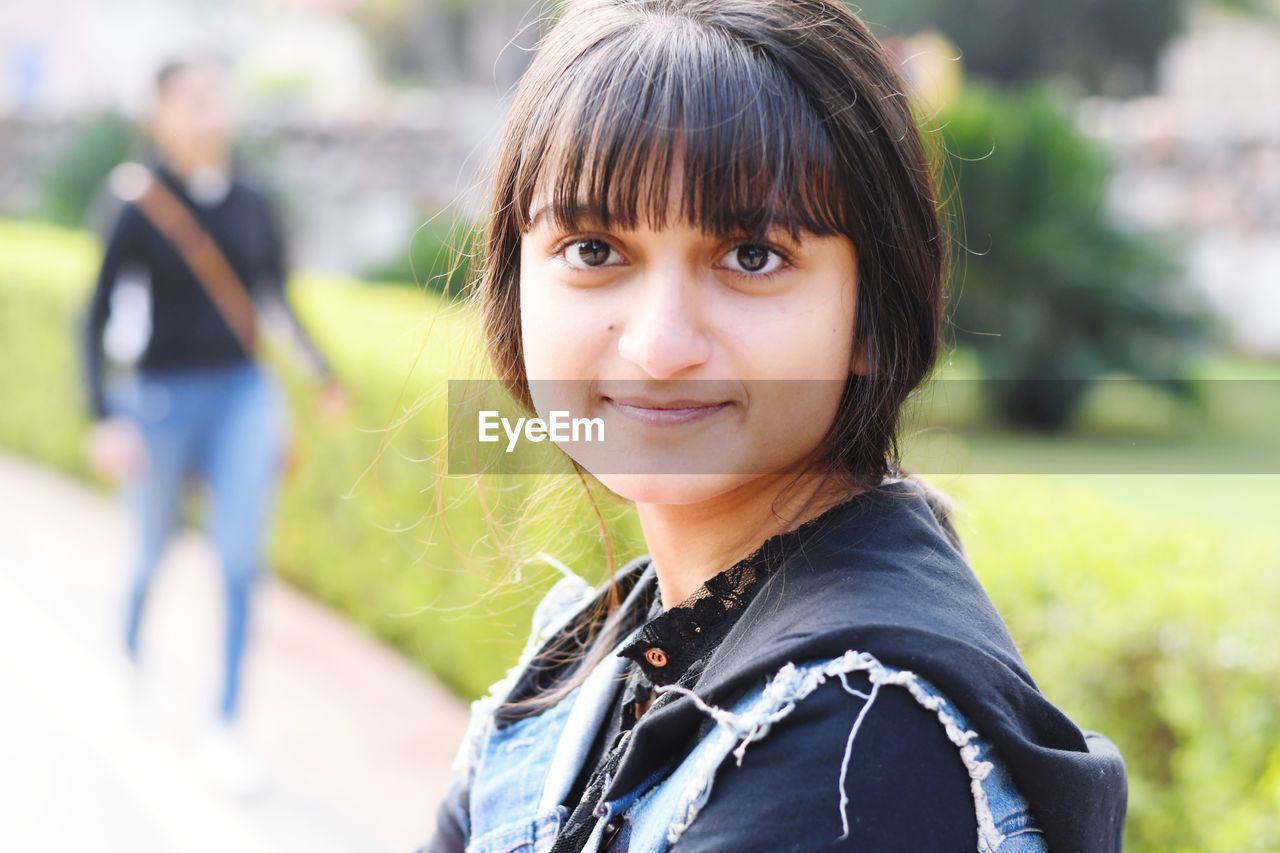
[942,474,1280,849]
[1,219,1276,850]
[0,217,647,700]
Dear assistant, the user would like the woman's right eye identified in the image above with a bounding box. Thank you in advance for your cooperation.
[559,238,622,270]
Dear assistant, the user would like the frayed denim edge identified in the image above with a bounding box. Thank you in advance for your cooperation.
[449,569,593,780]
[653,649,1005,852]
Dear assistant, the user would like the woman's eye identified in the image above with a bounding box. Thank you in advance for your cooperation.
[561,238,620,270]
[722,243,785,277]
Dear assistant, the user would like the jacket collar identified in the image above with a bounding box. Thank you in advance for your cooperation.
[603,478,1127,852]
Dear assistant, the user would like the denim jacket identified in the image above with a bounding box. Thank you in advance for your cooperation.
[423,479,1128,852]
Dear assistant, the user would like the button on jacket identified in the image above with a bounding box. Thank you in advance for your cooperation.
[421,476,1128,851]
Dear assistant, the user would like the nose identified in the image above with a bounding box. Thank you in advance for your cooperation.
[616,270,713,378]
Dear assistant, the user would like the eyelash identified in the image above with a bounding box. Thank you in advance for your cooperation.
[550,235,795,282]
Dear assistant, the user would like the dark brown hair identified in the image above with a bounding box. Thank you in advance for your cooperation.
[154,53,230,96]
[471,0,953,715]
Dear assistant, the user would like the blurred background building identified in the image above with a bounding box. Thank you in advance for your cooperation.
[0,0,522,272]
[1081,6,1280,354]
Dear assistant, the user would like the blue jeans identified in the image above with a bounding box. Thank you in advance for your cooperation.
[109,362,287,722]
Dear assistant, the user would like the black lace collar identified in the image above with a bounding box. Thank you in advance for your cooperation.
[493,490,863,725]
[617,493,860,688]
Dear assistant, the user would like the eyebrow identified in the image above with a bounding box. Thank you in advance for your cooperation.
[526,204,554,230]
[526,202,606,232]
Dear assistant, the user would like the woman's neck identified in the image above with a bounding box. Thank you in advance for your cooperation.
[157,153,233,206]
[636,474,859,609]
[158,148,230,182]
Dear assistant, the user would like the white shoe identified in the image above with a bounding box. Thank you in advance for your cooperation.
[120,654,151,730]
[197,723,269,799]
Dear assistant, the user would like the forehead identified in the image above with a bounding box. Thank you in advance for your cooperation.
[510,17,855,243]
[522,137,845,241]
[527,155,712,233]
[160,64,227,100]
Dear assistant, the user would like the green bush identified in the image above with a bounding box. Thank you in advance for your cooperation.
[362,214,480,299]
[936,83,1219,431]
[39,111,141,228]
[1,218,1276,850]
[0,217,646,700]
[940,474,1280,851]
[857,0,1189,93]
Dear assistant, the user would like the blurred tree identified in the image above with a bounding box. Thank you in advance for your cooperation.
[857,0,1274,95]
[38,113,298,250]
[345,0,535,88]
[362,214,479,300]
[936,84,1219,430]
[347,0,1277,94]
[40,111,139,228]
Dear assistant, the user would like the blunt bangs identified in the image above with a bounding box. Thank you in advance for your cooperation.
[511,12,854,242]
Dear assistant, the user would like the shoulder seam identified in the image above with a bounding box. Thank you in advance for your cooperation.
[656,650,1005,850]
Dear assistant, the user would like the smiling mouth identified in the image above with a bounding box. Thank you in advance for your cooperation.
[603,397,731,427]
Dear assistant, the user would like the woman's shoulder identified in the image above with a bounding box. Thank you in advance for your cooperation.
[739,478,1028,680]
[665,652,1043,850]
[526,553,652,645]
[649,479,1112,849]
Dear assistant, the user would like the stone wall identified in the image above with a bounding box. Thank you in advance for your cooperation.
[0,88,504,274]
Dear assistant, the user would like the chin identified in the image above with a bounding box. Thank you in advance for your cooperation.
[591,471,755,506]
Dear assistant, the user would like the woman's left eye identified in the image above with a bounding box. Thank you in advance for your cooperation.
[720,243,787,277]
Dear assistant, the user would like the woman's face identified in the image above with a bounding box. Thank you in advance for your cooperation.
[149,64,234,173]
[518,166,864,506]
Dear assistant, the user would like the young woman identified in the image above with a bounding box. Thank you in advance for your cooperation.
[83,56,343,793]
[424,0,1127,849]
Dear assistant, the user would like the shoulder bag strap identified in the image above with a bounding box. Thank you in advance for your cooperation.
[110,162,257,359]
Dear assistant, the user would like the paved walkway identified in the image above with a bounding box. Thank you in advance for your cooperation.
[0,452,471,853]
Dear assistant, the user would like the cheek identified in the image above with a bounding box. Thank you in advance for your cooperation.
[717,275,855,465]
[518,263,614,381]
[716,279,856,382]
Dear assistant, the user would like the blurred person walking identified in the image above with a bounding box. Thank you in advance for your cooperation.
[81,56,344,796]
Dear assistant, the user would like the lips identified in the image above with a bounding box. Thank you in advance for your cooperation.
[603,396,731,427]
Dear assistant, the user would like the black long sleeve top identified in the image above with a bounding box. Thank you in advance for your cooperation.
[83,160,332,420]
